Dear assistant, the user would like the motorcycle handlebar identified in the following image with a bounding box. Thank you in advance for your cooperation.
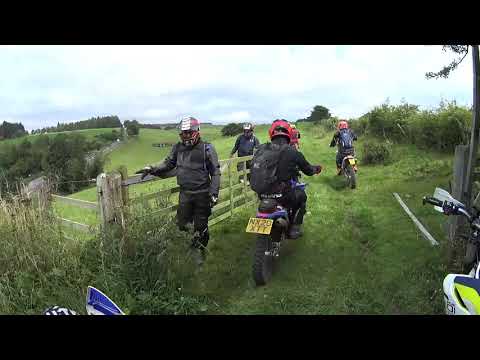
[423,196,474,222]
[422,196,443,207]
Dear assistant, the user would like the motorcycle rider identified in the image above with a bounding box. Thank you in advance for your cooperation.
[230,122,260,183]
[252,119,322,239]
[329,120,357,175]
[135,116,220,265]
[290,124,301,150]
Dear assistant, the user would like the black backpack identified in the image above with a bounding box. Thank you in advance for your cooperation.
[250,142,288,194]
[338,129,353,150]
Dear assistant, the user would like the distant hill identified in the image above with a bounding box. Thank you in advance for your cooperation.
[32,115,122,134]
[139,122,214,130]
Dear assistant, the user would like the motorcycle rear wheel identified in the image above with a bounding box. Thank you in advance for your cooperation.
[349,167,357,189]
[253,234,273,286]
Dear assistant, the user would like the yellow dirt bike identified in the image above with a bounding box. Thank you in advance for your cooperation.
[339,151,358,189]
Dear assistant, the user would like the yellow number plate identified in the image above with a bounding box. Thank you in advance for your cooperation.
[246,218,274,235]
[348,158,356,165]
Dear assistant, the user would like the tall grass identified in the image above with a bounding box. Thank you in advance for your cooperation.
[0,196,210,314]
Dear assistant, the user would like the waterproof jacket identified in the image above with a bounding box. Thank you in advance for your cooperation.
[330,129,357,152]
[151,139,221,196]
[272,137,316,183]
[231,134,260,157]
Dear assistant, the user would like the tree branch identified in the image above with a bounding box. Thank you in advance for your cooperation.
[426,45,469,79]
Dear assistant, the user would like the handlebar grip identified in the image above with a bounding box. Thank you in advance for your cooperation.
[423,196,444,207]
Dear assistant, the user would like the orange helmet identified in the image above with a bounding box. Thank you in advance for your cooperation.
[268,119,293,143]
[338,120,348,130]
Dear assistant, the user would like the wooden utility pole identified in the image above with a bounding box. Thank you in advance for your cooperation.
[464,45,480,208]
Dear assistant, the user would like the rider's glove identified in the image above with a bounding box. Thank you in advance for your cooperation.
[313,165,322,174]
[135,166,153,180]
[329,140,336,147]
[210,194,218,208]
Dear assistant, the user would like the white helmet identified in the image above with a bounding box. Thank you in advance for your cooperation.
[178,116,201,146]
[43,306,78,315]
[243,123,253,131]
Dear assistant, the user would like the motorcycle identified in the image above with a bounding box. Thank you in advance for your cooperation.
[339,150,358,189]
[246,180,307,286]
[423,187,480,315]
[44,286,125,315]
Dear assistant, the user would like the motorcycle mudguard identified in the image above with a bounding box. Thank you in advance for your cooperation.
[86,286,125,315]
[443,274,480,315]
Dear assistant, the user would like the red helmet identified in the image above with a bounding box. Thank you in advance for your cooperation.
[338,120,349,130]
[179,116,200,146]
[268,119,293,143]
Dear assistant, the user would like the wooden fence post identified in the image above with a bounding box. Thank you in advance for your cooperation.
[449,144,469,242]
[118,166,129,208]
[97,171,124,231]
[228,159,234,217]
[242,159,248,204]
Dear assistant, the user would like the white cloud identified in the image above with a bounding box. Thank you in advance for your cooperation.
[143,108,171,118]
[212,111,251,123]
[0,45,474,130]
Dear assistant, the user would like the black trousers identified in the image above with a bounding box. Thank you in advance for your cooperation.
[278,188,307,225]
[177,191,212,249]
[237,159,252,182]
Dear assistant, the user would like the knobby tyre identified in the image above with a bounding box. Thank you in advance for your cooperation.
[253,234,273,286]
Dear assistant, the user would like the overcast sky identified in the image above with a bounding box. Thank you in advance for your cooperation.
[0,45,474,131]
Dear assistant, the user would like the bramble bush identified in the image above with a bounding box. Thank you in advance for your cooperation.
[221,123,244,137]
[361,140,393,165]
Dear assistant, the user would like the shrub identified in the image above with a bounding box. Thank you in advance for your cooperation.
[95,130,121,143]
[350,117,369,136]
[408,104,470,152]
[319,117,338,132]
[361,140,392,165]
[221,123,244,137]
[0,197,210,315]
[359,99,471,152]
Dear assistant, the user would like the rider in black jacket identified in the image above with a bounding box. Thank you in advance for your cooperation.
[264,119,322,239]
[136,116,220,265]
[230,123,260,183]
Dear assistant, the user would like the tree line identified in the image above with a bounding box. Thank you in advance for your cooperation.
[31,115,122,134]
[0,133,110,195]
[0,121,28,140]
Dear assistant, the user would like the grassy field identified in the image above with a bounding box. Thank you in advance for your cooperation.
[0,128,121,147]
[53,125,266,223]
[183,125,451,314]
[53,123,453,314]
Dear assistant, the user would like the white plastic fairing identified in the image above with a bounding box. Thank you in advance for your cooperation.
[433,188,465,212]
[443,274,470,315]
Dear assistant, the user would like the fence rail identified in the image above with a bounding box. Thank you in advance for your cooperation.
[56,217,94,232]
[50,155,256,235]
[52,194,98,211]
